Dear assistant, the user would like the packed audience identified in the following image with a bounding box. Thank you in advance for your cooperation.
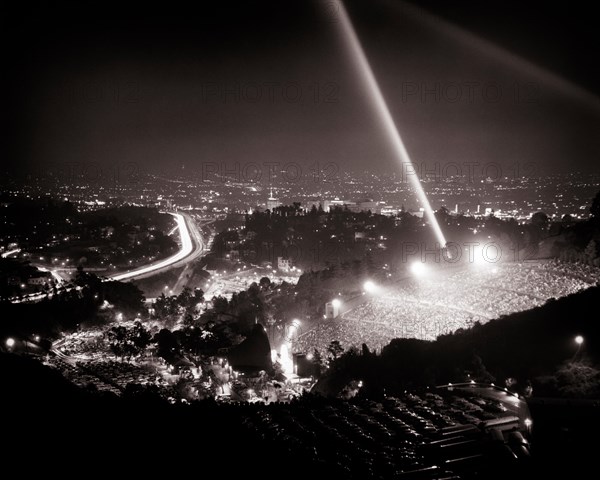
[295,260,600,355]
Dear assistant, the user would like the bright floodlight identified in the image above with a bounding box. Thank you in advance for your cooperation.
[471,244,487,267]
[363,281,376,293]
[410,261,427,276]
[575,335,584,345]
[332,298,342,308]
[6,338,15,348]
[280,344,293,375]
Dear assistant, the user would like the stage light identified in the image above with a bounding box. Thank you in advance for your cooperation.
[363,280,376,293]
[410,261,427,276]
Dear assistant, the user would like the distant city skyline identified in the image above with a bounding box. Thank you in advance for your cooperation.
[2,168,598,221]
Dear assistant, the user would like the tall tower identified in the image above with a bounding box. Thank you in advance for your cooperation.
[267,187,281,211]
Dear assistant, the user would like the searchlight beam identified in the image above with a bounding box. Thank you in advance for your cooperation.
[334,1,447,247]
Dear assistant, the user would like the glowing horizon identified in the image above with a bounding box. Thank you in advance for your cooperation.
[334,1,447,247]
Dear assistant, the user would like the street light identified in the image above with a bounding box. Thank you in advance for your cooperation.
[572,335,585,362]
[363,280,376,293]
[6,338,15,348]
[331,298,341,309]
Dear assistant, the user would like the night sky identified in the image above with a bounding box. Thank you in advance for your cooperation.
[2,0,599,178]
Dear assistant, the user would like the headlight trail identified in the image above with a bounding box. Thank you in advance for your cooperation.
[111,212,193,281]
[333,1,447,247]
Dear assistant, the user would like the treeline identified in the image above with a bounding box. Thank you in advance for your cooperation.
[210,201,583,272]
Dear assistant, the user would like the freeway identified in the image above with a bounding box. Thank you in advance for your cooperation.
[111,211,202,281]
[6,211,207,302]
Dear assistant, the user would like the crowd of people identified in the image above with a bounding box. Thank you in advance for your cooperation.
[295,260,600,355]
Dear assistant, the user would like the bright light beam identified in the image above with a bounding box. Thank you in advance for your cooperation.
[333,1,447,247]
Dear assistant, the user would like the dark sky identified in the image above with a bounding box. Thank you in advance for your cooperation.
[2,0,599,179]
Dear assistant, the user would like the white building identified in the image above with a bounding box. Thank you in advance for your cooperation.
[277,257,293,271]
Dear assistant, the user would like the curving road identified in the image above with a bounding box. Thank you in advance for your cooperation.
[110,211,201,281]
[7,211,206,302]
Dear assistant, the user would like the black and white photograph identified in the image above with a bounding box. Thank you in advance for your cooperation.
[1,0,599,476]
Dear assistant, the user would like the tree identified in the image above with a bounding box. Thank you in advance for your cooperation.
[327,340,344,364]
[467,354,495,383]
[153,293,171,318]
[107,322,150,361]
[584,240,598,262]
[107,325,129,360]
[177,287,194,309]
[130,321,151,353]
[590,190,600,221]
[561,214,574,227]
[436,206,450,225]
[103,280,145,314]
[193,288,204,304]
[156,328,180,359]
[312,348,324,377]
[555,361,600,398]
[212,296,228,313]
[531,211,549,230]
